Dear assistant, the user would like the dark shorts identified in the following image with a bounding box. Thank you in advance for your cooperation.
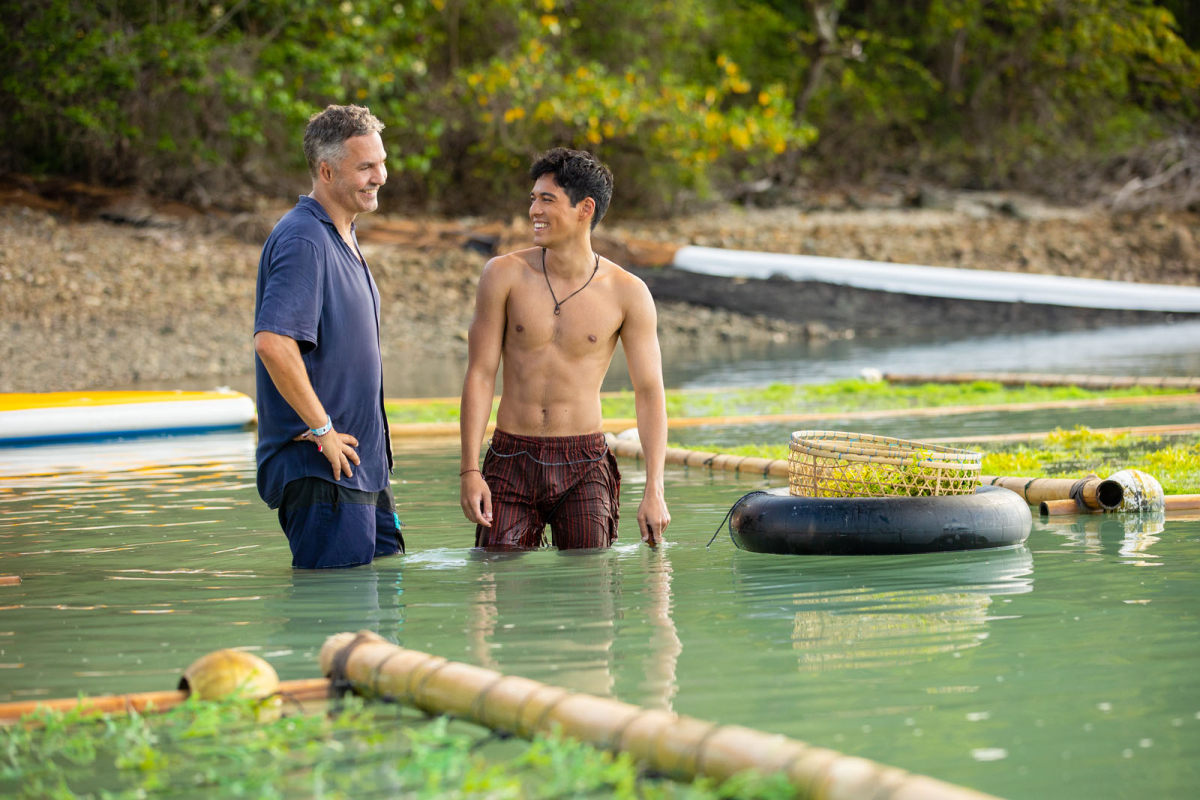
[277,478,404,569]
[476,430,620,550]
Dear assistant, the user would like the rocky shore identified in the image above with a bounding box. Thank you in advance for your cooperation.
[1,191,1196,393]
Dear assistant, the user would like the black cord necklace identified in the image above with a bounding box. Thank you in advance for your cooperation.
[542,247,599,315]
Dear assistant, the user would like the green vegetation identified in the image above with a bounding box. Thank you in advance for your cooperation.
[4,1,1196,211]
[385,379,1181,425]
[681,428,1200,494]
[1,695,796,799]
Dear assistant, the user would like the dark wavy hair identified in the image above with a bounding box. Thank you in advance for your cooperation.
[529,148,614,230]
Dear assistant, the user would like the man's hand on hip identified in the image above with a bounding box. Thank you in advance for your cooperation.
[637,492,670,548]
[295,429,360,480]
[460,472,493,527]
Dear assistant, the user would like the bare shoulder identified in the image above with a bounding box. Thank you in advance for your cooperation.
[603,258,654,311]
[483,248,537,279]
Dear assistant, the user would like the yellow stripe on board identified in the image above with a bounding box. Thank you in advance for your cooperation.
[0,391,247,412]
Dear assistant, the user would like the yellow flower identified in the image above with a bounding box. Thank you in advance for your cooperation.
[503,107,526,123]
[467,73,482,88]
[704,87,717,106]
[758,90,770,106]
[356,88,368,99]
[586,129,602,144]
[729,126,751,150]
[481,112,494,123]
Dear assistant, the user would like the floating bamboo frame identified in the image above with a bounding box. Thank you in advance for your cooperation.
[980,475,1122,510]
[320,631,1001,800]
[0,679,332,725]
[883,372,1200,391]
[1042,493,1200,516]
[789,431,981,498]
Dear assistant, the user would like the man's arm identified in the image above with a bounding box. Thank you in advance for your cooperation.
[459,259,509,527]
[254,330,360,480]
[620,276,670,547]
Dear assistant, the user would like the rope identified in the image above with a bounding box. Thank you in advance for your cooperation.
[327,631,377,698]
[706,490,769,548]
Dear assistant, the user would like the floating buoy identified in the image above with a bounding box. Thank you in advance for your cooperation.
[179,649,282,720]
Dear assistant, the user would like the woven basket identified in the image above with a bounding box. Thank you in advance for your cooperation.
[788,430,982,498]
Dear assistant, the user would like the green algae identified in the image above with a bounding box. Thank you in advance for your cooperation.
[1,695,796,800]
[385,380,1182,426]
[679,428,1200,494]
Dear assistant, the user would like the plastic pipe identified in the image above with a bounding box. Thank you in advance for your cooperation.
[319,631,1002,800]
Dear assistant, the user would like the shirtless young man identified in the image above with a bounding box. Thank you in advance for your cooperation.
[459,148,670,549]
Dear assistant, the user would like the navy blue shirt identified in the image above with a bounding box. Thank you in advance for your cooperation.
[254,196,392,508]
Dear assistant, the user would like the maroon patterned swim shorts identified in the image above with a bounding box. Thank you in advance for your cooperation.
[475,429,621,549]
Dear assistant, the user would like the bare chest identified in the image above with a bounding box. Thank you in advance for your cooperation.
[505,287,623,356]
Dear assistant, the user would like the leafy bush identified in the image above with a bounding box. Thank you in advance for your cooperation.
[2,0,1196,209]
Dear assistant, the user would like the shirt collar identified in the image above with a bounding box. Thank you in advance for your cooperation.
[296,195,356,232]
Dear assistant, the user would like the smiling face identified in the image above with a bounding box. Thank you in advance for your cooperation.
[529,174,594,248]
[320,132,387,220]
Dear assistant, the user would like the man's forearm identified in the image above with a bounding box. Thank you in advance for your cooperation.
[635,388,668,493]
[460,371,496,470]
[255,333,327,430]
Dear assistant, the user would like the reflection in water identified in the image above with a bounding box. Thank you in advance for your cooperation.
[467,547,681,710]
[1041,513,1167,566]
[271,565,406,654]
[732,548,1033,672]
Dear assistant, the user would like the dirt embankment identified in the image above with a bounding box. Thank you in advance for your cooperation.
[1,185,1196,393]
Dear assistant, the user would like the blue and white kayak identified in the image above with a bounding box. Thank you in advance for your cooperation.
[0,389,256,446]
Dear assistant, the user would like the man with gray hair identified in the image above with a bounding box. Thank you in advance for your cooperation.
[253,104,404,568]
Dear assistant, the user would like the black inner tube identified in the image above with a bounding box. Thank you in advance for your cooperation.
[729,485,1032,556]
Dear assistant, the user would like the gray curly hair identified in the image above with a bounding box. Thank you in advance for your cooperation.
[303,105,385,177]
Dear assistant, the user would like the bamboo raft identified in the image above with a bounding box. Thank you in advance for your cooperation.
[0,638,1005,800]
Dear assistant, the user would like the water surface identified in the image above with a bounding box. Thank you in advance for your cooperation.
[1,433,1197,799]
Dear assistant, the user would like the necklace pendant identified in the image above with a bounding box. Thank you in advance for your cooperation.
[554,306,562,316]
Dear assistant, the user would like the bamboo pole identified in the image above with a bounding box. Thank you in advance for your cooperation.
[1043,494,1200,516]
[608,437,790,477]
[1039,499,1090,517]
[0,575,20,586]
[980,475,1122,510]
[0,678,332,725]
[319,631,1001,800]
[883,373,1200,391]
[923,421,1200,444]
[1165,494,1200,511]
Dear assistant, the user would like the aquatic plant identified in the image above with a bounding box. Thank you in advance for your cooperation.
[680,428,1200,494]
[384,380,1179,425]
[0,694,796,799]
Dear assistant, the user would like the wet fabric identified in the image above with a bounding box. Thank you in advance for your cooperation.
[254,195,393,510]
[278,477,404,569]
[475,429,620,550]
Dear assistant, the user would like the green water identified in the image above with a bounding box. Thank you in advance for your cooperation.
[2,432,1198,799]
